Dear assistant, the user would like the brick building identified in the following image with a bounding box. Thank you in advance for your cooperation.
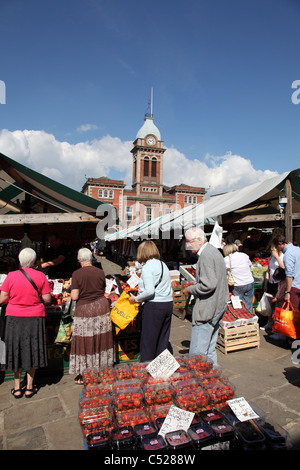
[82,112,206,229]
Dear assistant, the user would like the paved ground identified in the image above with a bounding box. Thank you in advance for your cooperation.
[0,257,300,450]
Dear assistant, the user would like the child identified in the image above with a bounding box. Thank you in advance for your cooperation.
[269,267,287,342]
[272,267,286,306]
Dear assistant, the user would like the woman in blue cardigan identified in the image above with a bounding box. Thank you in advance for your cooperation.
[129,241,173,362]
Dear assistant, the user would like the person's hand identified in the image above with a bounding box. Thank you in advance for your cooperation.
[183,287,189,296]
[129,293,137,304]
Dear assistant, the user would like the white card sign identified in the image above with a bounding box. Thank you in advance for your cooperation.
[158,405,195,438]
[227,397,259,421]
[146,349,180,379]
[231,296,242,309]
[126,273,140,289]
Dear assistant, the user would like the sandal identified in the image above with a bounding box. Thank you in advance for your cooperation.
[25,386,38,398]
[74,374,83,385]
[11,388,24,399]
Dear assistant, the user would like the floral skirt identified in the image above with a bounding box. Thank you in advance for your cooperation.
[69,297,114,375]
[5,316,47,372]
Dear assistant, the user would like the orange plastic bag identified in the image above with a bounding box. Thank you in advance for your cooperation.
[272,302,300,339]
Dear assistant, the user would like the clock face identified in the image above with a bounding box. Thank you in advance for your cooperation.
[147,136,155,145]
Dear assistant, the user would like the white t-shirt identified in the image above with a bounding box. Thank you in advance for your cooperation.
[268,253,284,284]
[224,251,254,286]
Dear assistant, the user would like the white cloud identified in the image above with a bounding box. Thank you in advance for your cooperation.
[0,129,278,195]
[76,124,99,133]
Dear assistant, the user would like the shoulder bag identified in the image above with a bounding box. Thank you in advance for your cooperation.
[227,256,235,286]
[19,268,45,304]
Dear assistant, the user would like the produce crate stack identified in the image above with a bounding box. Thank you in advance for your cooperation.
[78,355,290,451]
[216,302,260,355]
[171,281,187,319]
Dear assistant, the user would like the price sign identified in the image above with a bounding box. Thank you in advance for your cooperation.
[227,397,259,421]
[158,405,195,438]
[231,296,242,309]
[127,273,140,289]
[146,349,180,379]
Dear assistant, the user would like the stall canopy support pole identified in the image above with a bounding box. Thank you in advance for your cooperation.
[285,178,293,243]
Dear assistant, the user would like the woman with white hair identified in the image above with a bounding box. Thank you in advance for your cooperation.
[0,248,52,398]
[69,248,113,384]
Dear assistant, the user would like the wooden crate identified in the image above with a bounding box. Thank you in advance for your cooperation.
[216,323,260,355]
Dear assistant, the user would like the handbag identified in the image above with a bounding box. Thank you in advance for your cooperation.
[272,301,300,339]
[256,292,272,316]
[19,268,45,304]
[227,256,235,286]
[55,313,73,345]
[110,291,139,333]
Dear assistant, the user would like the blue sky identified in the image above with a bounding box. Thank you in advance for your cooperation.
[0,0,299,195]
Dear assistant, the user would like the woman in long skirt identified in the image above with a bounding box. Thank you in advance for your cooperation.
[69,248,114,384]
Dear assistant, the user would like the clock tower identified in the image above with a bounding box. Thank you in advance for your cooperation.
[131,96,165,198]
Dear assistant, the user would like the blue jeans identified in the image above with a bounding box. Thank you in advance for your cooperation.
[232,282,254,313]
[189,305,227,367]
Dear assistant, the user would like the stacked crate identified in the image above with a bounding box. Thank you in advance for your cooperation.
[172,283,187,319]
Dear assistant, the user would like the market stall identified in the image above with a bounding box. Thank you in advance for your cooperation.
[77,352,291,451]
[0,151,115,380]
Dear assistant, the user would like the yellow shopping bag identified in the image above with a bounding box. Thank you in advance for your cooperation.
[110,291,139,333]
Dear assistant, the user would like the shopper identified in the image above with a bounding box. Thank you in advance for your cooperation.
[69,248,114,384]
[41,233,70,279]
[0,248,52,398]
[268,267,289,342]
[242,229,264,260]
[129,241,173,362]
[272,235,300,310]
[223,243,255,313]
[262,243,285,332]
[182,227,229,367]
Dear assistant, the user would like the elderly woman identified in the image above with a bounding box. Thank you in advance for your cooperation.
[0,248,52,398]
[69,248,114,384]
[223,243,254,313]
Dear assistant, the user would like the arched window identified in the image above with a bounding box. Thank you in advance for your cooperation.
[144,156,149,177]
[151,157,157,178]
[104,189,108,198]
[109,190,114,199]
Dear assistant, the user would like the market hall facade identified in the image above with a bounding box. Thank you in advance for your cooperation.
[81,112,206,229]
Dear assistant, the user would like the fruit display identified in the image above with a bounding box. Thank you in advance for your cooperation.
[140,435,168,451]
[164,430,193,450]
[115,408,150,428]
[143,382,174,406]
[210,419,235,441]
[112,379,142,393]
[80,393,112,409]
[114,363,132,381]
[171,378,200,394]
[114,386,144,412]
[129,362,151,379]
[47,278,72,310]
[111,426,136,450]
[82,384,112,399]
[220,302,258,328]
[99,366,116,384]
[79,405,114,436]
[86,430,111,450]
[175,388,209,413]
[82,368,99,386]
[184,354,213,373]
[134,421,157,440]
[148,404,171,422]
[169,370,195,383]
[188,422,215,449]
[203,382,235,408]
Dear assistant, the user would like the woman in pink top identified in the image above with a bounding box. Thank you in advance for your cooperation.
[0,248,52,398]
